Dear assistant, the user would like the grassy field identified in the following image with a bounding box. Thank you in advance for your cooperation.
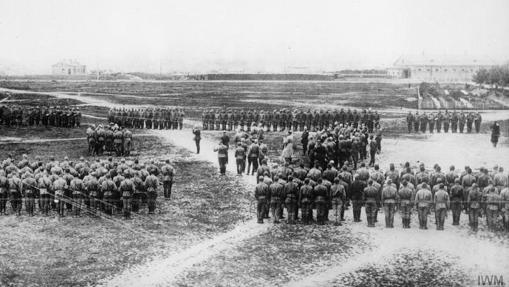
[0,136,254,287]
[0,80,417,118]
[175,224,373,287]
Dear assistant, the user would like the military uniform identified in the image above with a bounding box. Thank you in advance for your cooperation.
[124,129,132,156]
[53,177,67,216]
[443,112,450,132]
[22,176,37,216]
[485,188,501,231]
[449,181,464,225]
[466,113,474,133]
[300,181,313,224]
[120,177,134,219]
[132,173,145,213]
[269,179,284,223]
[214,143,229,175]
[70,177,84,216]
[235,144,246,175]
[330,179,346,224]
[85,175,101,216]
[247,142,260,175]
[101,176,116,215]
[364,182,379,227]
[451,112,458,133]
[458,112,466,133]
[284,178,299,224]
[350,178,366,222]
[38,175,52,215]
[252,178,269,223]
[467,185,482,231]
[113,129,124,156]
[161,162,174,199]
[144,174,159,214]
[382,182,398,228]
[415,185,432,229]
[434,187,450,230]
[474,113,482,133]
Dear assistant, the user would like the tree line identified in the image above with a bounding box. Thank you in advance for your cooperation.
[473,66,509,87]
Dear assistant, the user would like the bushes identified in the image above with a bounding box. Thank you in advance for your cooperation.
[473,66,509,87]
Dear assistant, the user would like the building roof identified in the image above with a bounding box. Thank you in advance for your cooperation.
[52,59,85,67]
[393,55,497,67]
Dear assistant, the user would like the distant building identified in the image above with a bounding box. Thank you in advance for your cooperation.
[52,59,87,75]
[388,55,496,82]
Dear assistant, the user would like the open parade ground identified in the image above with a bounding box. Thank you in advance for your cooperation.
[1,80,508,286]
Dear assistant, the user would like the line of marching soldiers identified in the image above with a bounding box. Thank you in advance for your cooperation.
[0,155,176,219]
[202,108,381,133]
[0,105,81,128]
[253,160,509,232]
[86,124,133,156]
[108,107,185,130]
[406,110,482,133]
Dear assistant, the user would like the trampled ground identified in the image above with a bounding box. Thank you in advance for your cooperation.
[0,81,508,287]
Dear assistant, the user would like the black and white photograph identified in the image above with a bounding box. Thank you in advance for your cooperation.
[0,0,509,286]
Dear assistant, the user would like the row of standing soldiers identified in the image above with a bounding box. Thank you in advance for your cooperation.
[0,156,175,219]
[0,105,81,128]
[86,124,133,156]
[202,108,381,133]
[349,163,509,231]
[253,160,509,232]
[406,111,482,133]
[108,108,185,130]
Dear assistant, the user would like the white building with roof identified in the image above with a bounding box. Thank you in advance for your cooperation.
[388,55,496,82]
[52,59,87,75]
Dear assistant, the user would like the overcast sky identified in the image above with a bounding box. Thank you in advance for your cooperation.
[1,0,508,74]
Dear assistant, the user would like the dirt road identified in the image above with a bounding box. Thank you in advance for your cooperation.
[99,129,269,287]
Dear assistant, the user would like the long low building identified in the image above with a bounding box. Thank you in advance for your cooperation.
[52,59,87,76]
[387,55,496,82]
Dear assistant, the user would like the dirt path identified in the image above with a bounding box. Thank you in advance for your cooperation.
[99,129,269,287]
[0,95,10,102]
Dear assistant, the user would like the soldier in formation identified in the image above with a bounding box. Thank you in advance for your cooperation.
[86,124,133,156]
[0,155,173,218]
[108,107,185,130]
[250,157,509,232]
[201,108,381,133]
[0,105,81,128]
[406,110,482,134]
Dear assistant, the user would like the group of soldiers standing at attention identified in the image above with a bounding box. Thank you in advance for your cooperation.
[253,159,509,232]
[0,105,82,128]
[406,110,482,133]
[0,155,175,219]
[108,107,185,130]
[202,108,381,133]
[86,124,133,156]
[212,120,382,178]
